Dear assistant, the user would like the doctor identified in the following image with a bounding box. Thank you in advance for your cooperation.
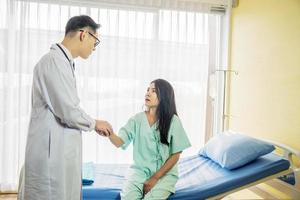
[18,15,112,200]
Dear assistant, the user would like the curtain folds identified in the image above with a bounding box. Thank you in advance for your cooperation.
[0,0,222,192]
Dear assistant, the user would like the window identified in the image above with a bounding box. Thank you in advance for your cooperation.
[0,0,229,191]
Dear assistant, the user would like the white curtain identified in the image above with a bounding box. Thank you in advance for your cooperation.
[0,0,222,192]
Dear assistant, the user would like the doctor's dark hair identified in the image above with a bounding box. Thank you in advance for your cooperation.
[65,15,100,35]
[152,79,178,146]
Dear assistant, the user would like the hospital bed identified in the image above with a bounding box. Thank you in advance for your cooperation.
[82,138,300,200]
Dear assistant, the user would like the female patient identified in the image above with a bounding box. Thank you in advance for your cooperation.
[108,79,191,200]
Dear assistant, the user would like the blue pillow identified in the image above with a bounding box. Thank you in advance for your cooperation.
[199,132,275,170]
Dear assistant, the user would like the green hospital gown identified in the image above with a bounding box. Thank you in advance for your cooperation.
[119,112,191,199]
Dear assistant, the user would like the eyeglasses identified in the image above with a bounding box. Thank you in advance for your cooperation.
[79,29,100,47]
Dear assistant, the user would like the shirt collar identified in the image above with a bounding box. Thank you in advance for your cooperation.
[51,43,74,65]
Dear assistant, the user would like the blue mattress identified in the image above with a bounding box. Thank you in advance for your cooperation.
[82,153,290,200]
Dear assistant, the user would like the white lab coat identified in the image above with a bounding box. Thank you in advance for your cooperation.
[18,44,95,200]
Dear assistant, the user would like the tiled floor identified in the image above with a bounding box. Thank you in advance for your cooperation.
[0,194,16,200]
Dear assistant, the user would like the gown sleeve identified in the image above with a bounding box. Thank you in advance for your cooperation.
[168,115,191,154]
[118,117,137,150]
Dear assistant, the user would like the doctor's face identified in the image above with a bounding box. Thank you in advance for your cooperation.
[145,83,159,108]
[79,30,100,59]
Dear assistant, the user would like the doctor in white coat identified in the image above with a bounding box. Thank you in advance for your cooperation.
[18,15,112,200]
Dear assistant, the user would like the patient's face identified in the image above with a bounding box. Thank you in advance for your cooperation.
[145,83,159,108]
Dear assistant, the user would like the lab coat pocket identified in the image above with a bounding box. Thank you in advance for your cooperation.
[63,128,81,160]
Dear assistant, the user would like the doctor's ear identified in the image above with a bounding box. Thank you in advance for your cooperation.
[79,31,85,42]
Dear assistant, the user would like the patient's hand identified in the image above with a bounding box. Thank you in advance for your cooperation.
[143,176,158,195]
[95,120,113,137]
[108,133,125,148]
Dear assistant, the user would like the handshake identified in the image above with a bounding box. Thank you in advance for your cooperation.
[94,119,113,137]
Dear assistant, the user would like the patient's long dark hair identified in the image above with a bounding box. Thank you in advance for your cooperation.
[152,79,177,146]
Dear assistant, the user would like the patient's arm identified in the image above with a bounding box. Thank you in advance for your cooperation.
[143,152,181,195]
[108,133,124,148]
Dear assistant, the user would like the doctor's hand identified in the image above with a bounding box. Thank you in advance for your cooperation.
[95,120,113,137]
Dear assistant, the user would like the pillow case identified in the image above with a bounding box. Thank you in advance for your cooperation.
[199,132,275,170]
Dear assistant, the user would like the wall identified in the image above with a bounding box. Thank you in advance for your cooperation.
[228,0,300,155]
